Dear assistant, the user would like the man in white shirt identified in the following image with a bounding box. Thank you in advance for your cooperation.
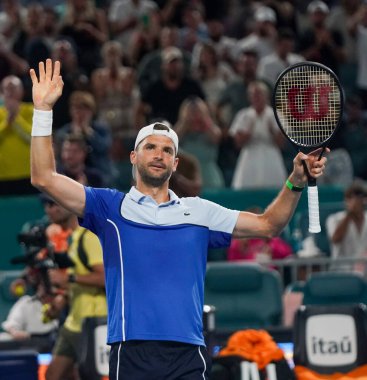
[257,28,304,87]
[326,182,367,271]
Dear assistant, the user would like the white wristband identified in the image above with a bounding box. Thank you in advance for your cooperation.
[31,109,53,137]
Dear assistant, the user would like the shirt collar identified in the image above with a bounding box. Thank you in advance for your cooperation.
[128,186,180,206]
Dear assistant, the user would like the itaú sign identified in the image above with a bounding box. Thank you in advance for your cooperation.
[306,314,357,366]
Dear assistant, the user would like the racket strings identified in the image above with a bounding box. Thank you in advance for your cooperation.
[275,65,341,147]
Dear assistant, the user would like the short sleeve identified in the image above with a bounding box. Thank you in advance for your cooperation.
[79,186,124,235]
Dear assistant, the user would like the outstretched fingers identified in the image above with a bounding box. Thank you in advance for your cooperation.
[29,69,38,84]
[39,61,46,82]
[45,59,53,81]
[52,60,61,80]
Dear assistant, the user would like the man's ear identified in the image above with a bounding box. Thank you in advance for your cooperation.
[172,156,179,172]
[130,150,137,165]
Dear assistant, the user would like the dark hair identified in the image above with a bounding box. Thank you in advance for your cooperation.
[345,182,367,198]
[277,28,295,41]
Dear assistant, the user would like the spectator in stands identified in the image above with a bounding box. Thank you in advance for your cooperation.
[12,3,51,79]
[137,26,192,94]
[228,207,292,262]
[127,3,162,67]
[326,181,367,271]
[55,91,114,186]
[51,39,89,130]
[349,1,367,108]
[229,80,287,190]
[191,42,235,114]
[59,0,108,76]
[137,46,205,126]
[108,0,158,64]
[175,97,224,189]
[328,0,361,66]
[91,40,140,148]
[257,28,304,88]
[169,149,203,197]
[197,17,236,66]
[1,278,58,342]
[58,133,105,188]
[0,34,29,83]
[297,0,345,75]
[0,75,35,195]
[330,95,367,180]
[215,49,259,186]
[215,49,258,127]
[178,2,208,53]
[233,6,277,61]
[0,0,26,50]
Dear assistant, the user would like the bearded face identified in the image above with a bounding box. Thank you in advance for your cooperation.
[131,135,178,188]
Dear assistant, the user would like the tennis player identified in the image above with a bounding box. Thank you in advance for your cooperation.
[30,59,327,380]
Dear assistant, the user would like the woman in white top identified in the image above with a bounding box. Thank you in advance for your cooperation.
[230,81,287,189]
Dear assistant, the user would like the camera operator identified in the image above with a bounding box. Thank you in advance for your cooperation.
[11,193,74,298]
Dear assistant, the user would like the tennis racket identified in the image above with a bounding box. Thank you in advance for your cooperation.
[272,62,344,233]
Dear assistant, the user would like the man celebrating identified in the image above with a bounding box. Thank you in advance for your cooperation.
[30,59,327,380]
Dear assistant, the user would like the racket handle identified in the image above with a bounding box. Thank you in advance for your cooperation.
[307,185,321,233]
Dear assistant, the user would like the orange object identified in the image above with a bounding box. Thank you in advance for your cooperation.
[295,364,367,380]
[218,329,284,370]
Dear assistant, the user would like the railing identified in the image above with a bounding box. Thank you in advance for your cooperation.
[258,256,367,288]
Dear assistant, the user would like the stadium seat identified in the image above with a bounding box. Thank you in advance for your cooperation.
[0,350,38,380]
[293,304,367,375]
[302,272,367,306]
[204,263,283,331]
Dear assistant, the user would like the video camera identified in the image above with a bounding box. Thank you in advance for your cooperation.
[11,224,74,294]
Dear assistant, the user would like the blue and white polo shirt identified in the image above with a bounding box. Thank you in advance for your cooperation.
[79,186,240,346]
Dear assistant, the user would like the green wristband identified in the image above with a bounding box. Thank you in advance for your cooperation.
[286,179,304,192]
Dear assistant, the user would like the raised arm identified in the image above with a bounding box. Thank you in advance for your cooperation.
[30,59,86,217]
[233,149,328,239]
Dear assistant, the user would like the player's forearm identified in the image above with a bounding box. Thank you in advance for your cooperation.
[31,135,57,189]
[30,107,57,189]
[262,183,302,237]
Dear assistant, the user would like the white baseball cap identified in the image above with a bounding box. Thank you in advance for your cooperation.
[134,122,179,153]
[307,1,329,14]
[254,6,276,23]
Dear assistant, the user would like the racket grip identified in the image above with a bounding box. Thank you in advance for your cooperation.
[307,185,321,233]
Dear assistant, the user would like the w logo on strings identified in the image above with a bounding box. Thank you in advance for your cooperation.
[287,86,332,121]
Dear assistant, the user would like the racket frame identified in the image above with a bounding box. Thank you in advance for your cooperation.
[271,61,344,233]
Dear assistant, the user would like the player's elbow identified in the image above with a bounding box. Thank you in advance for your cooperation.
[30,172,54,191]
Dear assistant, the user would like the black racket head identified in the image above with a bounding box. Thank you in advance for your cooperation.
[272,61,344,149]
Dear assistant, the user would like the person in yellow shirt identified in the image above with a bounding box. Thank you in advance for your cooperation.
[0,75,35,195]
[44,199,106,380]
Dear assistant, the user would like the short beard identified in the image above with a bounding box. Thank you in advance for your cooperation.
[137,164,172,187]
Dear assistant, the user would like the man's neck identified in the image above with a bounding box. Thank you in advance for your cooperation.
[135,183,171,204]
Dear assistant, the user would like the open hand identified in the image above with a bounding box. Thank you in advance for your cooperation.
[29,59,64,111]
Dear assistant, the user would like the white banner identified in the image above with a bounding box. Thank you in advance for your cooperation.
[306,314,357,366]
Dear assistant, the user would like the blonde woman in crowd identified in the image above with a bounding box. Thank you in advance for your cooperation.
[229,81,287,189]
[175,97,225,189]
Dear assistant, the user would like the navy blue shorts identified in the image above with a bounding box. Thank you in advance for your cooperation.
[109,340,211,380]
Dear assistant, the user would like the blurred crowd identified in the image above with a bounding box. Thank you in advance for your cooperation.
[1,0,367,197]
